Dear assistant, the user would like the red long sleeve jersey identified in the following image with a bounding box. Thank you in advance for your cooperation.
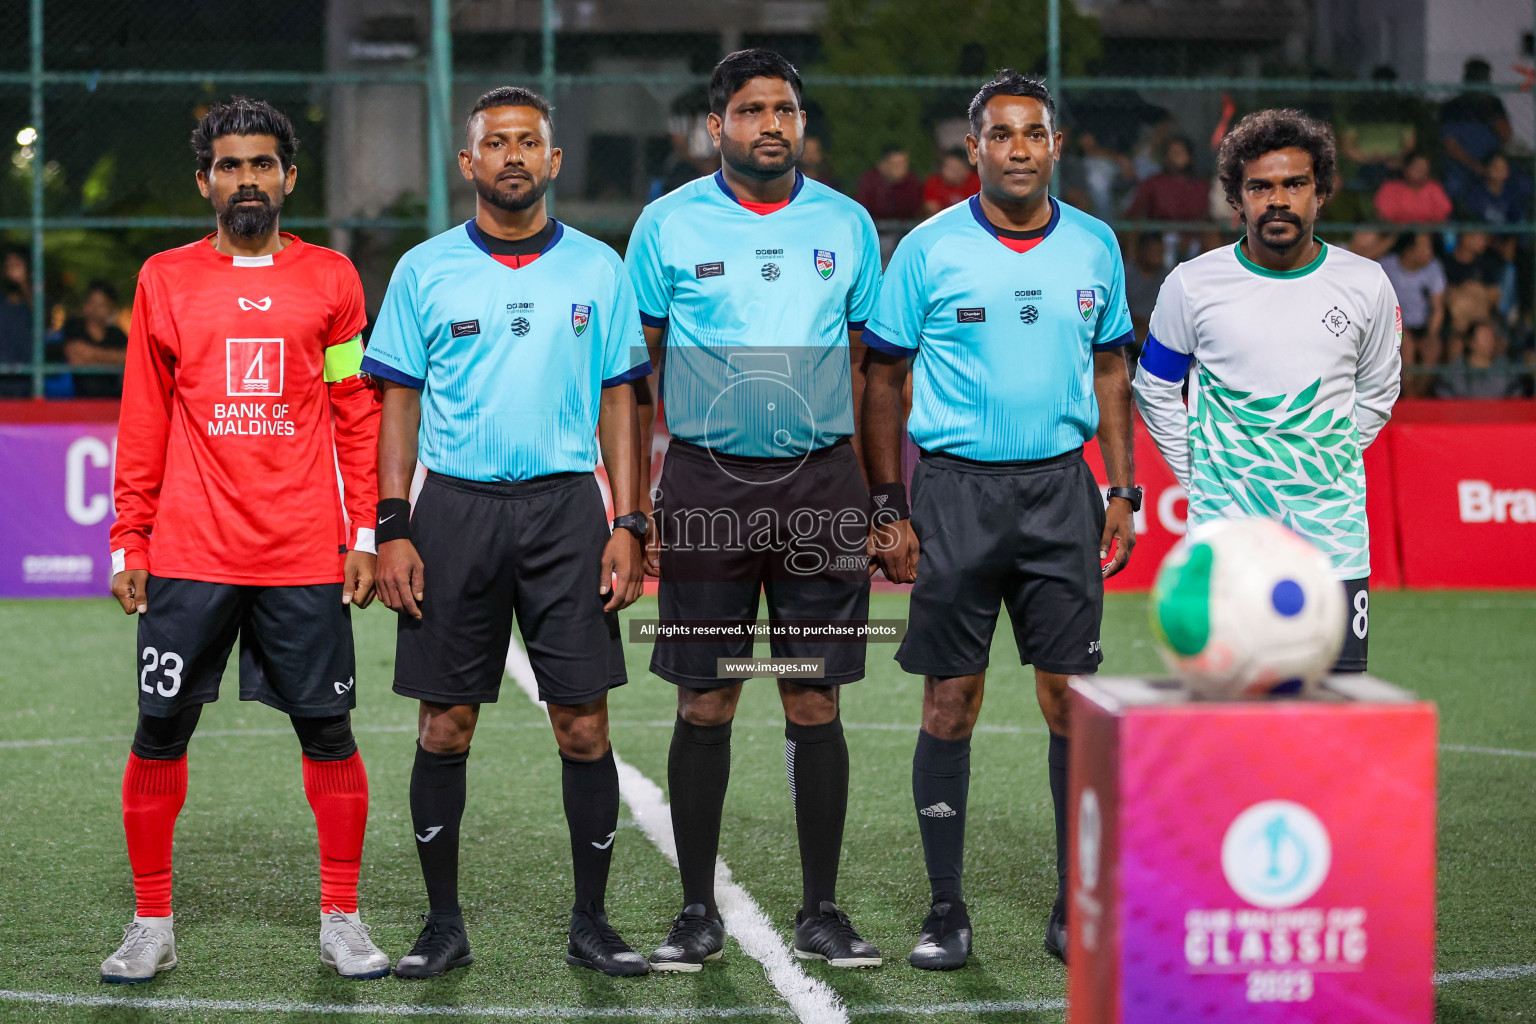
[111,234,381,586]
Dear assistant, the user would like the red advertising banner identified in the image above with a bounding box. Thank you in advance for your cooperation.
[3,400,1533,595]
[1084,418,1407,590]
[1389,422,1536,588]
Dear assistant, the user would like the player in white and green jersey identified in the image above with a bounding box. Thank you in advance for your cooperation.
[1133,109,1401,671]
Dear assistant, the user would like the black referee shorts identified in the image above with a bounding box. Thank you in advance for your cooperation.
[896,448,1106,679]
[651,438,871,689]
[392,471,626,708]
[135,575,356,718]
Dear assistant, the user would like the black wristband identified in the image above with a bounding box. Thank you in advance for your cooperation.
[375,497,412,544]
[869,482,910,521]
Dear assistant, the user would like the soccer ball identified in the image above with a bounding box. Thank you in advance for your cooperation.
[1149,517,1345,699]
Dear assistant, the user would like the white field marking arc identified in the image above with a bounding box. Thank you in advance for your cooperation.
[501,638,850,1024]
[3,966,1533,1021]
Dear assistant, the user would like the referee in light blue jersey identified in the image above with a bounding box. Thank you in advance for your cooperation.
[363,88,654,980]
[624,49,885,971]
[863,70,1141,971]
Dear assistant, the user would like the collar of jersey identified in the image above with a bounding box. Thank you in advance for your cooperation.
[1234,238,1328,279]
[969,194,1059,246]
[202,232,301,267]
[465,218,564,263]
[713,169,805,210]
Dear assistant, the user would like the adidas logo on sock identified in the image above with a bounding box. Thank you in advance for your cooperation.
[919,802,957,818]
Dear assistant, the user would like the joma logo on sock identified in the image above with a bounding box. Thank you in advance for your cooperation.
[415,826,443,843]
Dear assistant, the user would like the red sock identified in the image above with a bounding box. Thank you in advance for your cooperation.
[122,753,188,918]
[302,752,369,914]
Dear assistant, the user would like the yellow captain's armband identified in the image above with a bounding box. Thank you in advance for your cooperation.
[323,335,365,382]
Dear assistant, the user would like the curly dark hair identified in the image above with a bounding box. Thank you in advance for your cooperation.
[190,96,297,173]
[1216,108,1336,210]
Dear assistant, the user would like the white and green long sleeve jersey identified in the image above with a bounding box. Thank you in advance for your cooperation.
[1132,240,1402,580]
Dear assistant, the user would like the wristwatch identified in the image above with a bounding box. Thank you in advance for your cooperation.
[1107,486,1144,512]
[613,511,650,542]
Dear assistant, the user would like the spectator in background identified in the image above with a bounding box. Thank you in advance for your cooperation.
[1344,230,1396,261]
[921,148,980,216]
[1440,57,1513,207]
[1338,66,1422,200]
[1443,230,1505,330]
[801,135,839,191]
[59,279,127,398]
[656,86,720,198]
[1379,233,1446,397]
[1458,152,1531,225]
[1131,115,1177,182]
[1374,152,1453,224]
[1443,231,1507,359]
[1434,322,1529,399]
[1067,128,1135,220]
[1123,232,1168,350]
[1125,136,1208,222]
[855,144,924,221]
[0,248,34,398]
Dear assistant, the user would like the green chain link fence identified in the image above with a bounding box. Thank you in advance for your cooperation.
[4,0,1533,396]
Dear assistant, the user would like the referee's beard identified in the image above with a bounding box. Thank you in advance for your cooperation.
[476,169,551,213]
[719,133,803,181]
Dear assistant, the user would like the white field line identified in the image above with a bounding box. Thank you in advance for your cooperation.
[1440,744,1536,759]
[0,989,788,1018]
[851,1000,1065,1015]
[1434,963,1536,983]
[501,640,849,1024]
[6,965,1533,1021]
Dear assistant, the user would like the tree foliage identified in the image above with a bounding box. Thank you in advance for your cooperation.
[814,0,1101,182]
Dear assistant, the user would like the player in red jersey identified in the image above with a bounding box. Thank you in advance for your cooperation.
[101,98,390,983]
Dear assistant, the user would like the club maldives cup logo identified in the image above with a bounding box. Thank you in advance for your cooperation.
[814,249,836,280]
[1221,800,1332,908]
[572,303,591,337]
[1077,288,1096,321]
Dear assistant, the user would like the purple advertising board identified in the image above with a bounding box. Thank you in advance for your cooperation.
[1,423,119,598]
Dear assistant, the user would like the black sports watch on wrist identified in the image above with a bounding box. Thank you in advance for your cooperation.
[613,511,650,542]
[1107,486,1144,512]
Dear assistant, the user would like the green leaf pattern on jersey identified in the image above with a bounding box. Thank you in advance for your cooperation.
[1188,366,1368,577]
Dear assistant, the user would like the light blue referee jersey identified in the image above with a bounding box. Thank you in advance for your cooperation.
[864,196,1134,462]
[361,220,651,482]
[625,170,882,458]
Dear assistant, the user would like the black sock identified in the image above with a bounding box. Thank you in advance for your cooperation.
[785,717,849,915]
[668,716,732,918]
[913,729,970,905]
[1048,731,1069,921]
[562,747,620,916]
[410,743,469,918]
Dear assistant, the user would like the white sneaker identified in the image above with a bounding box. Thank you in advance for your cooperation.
[101,915,177,984]
[319,907,391,979]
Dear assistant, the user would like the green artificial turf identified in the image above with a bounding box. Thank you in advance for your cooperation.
[0,591,1531,1022]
